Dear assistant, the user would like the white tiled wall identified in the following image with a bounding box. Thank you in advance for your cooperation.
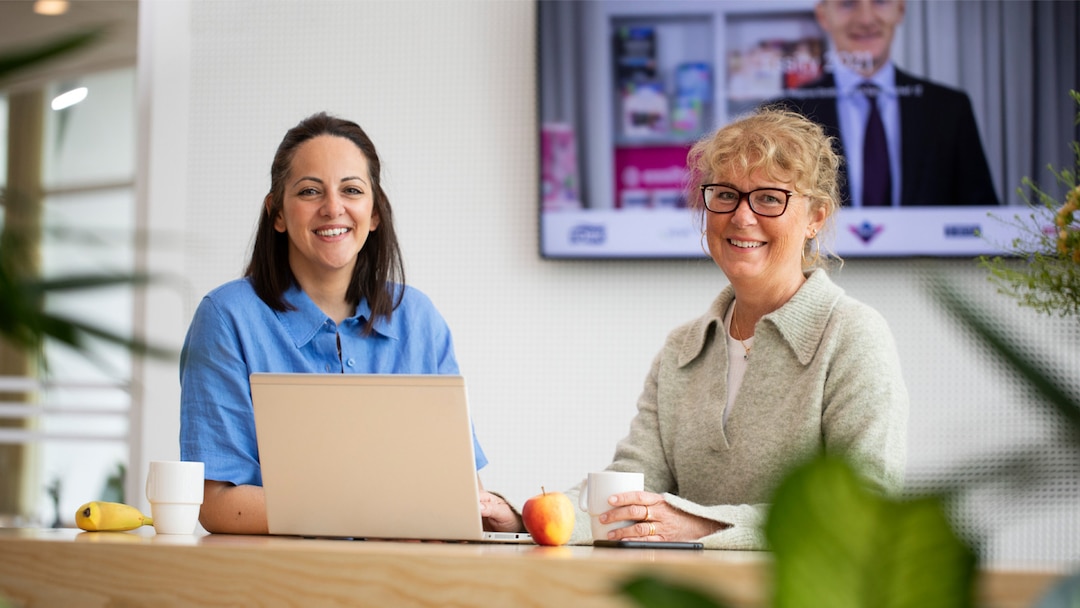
[139,0,1080,565]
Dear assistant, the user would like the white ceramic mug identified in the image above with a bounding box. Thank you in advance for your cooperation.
[145,460,204,534]
[578,471,644,540]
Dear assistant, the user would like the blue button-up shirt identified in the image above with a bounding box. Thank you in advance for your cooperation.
[180,278,487,486]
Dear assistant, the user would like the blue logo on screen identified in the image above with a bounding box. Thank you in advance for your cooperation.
[849,220,884,244]
[569,224,606,245]
[944,224,981,238]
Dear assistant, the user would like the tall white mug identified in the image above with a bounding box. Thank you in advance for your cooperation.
[145,460,204,534]
[578,471,644,540]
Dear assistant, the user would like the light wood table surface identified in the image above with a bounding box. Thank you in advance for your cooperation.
[0,527,1068,607]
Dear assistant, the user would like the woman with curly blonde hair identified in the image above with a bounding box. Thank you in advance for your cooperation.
[572,107,908,550]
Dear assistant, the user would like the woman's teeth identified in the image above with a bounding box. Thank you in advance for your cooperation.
[730,239,762,248]
[316,228,350,237]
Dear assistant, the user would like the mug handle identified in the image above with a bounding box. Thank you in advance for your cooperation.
[578,479,589,511]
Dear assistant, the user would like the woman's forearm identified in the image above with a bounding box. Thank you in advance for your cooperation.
[199,480,269,534]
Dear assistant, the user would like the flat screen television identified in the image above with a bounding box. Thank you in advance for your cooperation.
[538,0,1074,259]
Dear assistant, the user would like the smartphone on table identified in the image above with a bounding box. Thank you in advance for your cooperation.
[593,539,704,550]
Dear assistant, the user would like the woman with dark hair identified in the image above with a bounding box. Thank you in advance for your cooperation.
[246,112,404,330]
[180,112,518,534]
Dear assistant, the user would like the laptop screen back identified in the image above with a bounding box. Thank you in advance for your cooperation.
[250,373,487,541]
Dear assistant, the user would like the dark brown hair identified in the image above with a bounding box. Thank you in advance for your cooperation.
[245,112,404,334]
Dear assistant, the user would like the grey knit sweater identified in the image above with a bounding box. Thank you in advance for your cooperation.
[567,269,909,549]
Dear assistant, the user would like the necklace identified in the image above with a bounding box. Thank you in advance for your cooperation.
[731,301,751,360]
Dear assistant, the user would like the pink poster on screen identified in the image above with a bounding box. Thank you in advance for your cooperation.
[613,145,691,209]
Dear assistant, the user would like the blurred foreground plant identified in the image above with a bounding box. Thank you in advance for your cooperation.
[620,454,976,608]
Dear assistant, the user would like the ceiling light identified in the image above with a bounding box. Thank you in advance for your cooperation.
[34,0,70,16]
[51,87,88,111]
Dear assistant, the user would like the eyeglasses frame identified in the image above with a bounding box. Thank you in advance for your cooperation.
[699,184,794,217]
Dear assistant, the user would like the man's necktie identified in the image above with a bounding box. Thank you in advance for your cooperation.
[860,82,891,206]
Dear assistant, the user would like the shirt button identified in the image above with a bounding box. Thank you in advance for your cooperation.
[346,358,356,367]
[325,364,332,372]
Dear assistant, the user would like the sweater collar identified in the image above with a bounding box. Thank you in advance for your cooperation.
[677,269,844,367]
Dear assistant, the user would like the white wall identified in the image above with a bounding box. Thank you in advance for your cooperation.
[137,0,1079,564]
[133,0,191,504]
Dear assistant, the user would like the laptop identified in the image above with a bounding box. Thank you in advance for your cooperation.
[250,372,532,543]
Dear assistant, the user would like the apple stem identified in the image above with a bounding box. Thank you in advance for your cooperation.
[542,486,547,496]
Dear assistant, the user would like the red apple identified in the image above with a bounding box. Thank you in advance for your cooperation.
[522,487,575,546]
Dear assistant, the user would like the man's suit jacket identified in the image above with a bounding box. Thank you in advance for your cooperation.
[774,69,1000,206]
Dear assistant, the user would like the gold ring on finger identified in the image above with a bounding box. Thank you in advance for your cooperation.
[644,505,651,521]
[649,523,656,536]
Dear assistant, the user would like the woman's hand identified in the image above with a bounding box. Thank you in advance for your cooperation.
[479,490,524,533]
[599,490,728,542]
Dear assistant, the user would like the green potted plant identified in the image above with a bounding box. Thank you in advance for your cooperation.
[980,90,1080,320]
[1,28,176,527]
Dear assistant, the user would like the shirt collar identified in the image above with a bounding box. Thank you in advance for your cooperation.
[277,282,398,347]
[676,269,845,367]
[353,295,398,339]
[834,60,897,98]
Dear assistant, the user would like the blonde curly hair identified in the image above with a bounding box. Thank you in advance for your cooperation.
[686,105,843,270]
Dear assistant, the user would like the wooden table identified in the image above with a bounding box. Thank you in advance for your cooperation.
[0,528,1067,607]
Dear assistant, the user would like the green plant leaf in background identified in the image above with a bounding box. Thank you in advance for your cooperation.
[927,275,1080,443]
[979,90,1080,319]
[0,255,178,372]
[765,455,976,608]
[0,267,168,355]
[0,28,103,83]
[1,29,179,369]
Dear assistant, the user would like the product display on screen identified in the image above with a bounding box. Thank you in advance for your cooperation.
[537,0,1059,259]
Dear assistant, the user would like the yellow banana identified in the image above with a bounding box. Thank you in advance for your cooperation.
[75,501,153,531]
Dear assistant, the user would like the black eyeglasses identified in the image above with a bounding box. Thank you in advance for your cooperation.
[699,184,794,217]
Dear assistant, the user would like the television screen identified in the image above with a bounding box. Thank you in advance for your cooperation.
[538,0,1074,259]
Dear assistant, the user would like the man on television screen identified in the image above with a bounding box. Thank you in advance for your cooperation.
[774,0,1000,207]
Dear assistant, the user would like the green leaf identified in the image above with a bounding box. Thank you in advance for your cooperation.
[0,29,103,82]
[876,497,977,608]
[0,264,178,364]
[766,455,976,608]
[29,272,155,292]
[620,574,732,608]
